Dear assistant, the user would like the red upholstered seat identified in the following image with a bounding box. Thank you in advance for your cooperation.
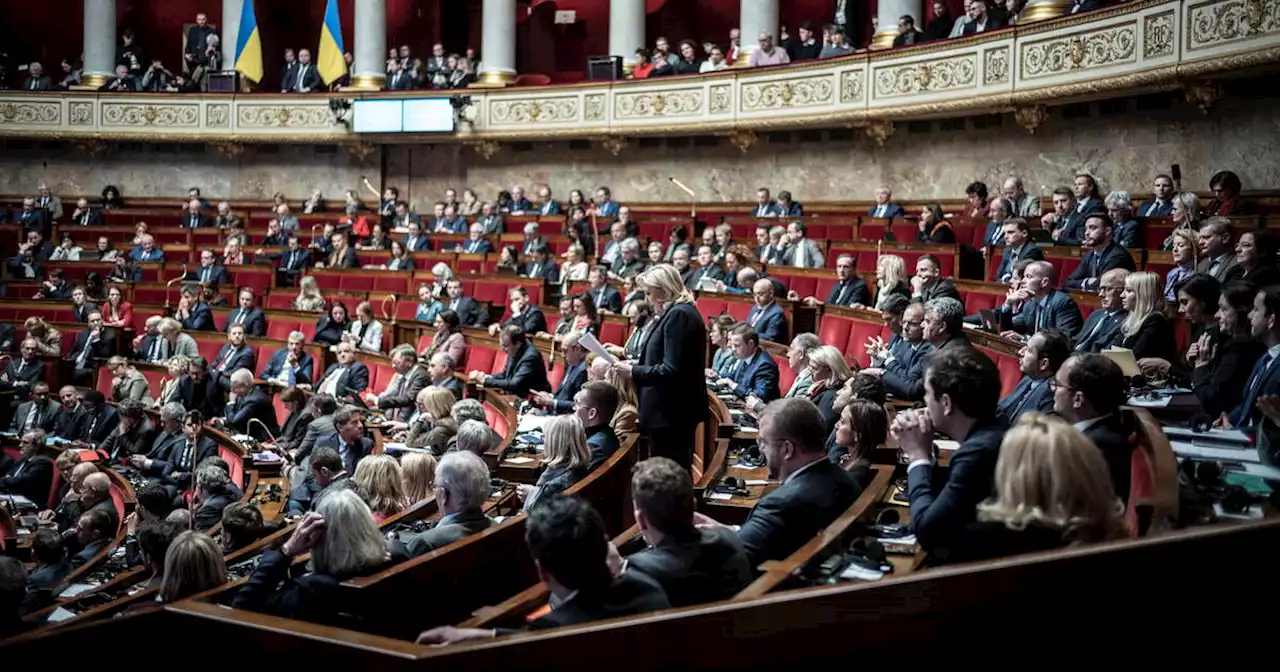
[723,302,751,322]
[773,351,796,395]
[109,483,126,534]
[599,321,627,347]
[140,369,167,399]
[817,314,853,356]
[467,346,497,374]
[978,346,1024,398]
[696,298,729,321]
[229,267,272,291]
[491,351,509,375]
[95,367,114,398]
[46,467,62,510]
[193,336,222,362]
[963,291,1000,316]
[845,319,883,367]
[266,294,297,310]
[218,445,246,489]
[548,360,566,390]
[1126,443,1153,537]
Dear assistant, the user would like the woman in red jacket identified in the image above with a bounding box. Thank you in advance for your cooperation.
[102,284,134,329]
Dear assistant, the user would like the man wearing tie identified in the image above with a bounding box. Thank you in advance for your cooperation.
[1074,269,1130,353]
[402,220,430,252]
[443,279,489,327]
[70,198,100,227]
[11,383,57,434]
[69,313,115,385]
[531,333,589,414]
[477,202,505,235]
[586,266,623,314]
[225,288,267,338]
[35,183,63,222]
[279,48,298,91]
[217,369,279,442]
[994,219,1044,283]
[183,198,211,228]
[800,254,869,307]
[1137,174,1176,218]
[186,249,232,286]
[996,329,1069,427]
[129,234,166,263]
[866,301,932,400]
[316,343,371,400]
[746,279,788,344]
[262,332,314,387]
[714,324,780,402]
[868,186,905,219]
[982,198,1014,248]
[458,223,494,254]
[1226,286,1280,429]
[1063,215,1136,291]
[371,346,430,423]
[684,245,726,290]
[750,188,781,217]
[1,339,46,400]
[73,391,120,448]
[535,186,561,215]
[520,247,558,284]
[210,324,257,392]
[23,62,53,91]
[291,49,321,92]
[259,235,310,287]
[1006,262,1084,342]
[468,326,551,398]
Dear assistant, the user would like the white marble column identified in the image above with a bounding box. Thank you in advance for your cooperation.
[80,0,117,88]
[352,0,387,89]
[870,0,922,51]
[736,0,779,66]
[477,0,517,86]
[221,0,241,74]
[609,0,646,73]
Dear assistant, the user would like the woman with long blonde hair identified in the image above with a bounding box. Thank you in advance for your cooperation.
[403,387,459,453]
[946,413,1128,564]
[874,255,910,310]
[1164,228,1198,300]
[1119,271,1178,363]
[603,359,639,443]
[805,345,856,434]
[517,414,590,512]
[353,454,408,522]
[294,276,326,312]
[401,452,438,505]
[1163,192,1202,250]
[156,355,191,407]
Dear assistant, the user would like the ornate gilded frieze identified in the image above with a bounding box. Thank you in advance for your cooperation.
[874,55,977,99]
[614,90,704,118]
[984,47,1012,85]
[839,69,866,103]
[489,97,580,125]
[235,105,332,129]
[1187,0,1280,50]
[740,76,835,111]
[1144,10,1178,57]
[102,103,199,127]
[0,101,60,126]
[1021,24,1137,78]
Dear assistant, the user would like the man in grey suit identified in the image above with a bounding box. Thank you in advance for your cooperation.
[289,395,339,484]
[779,221,824,268]
[11,383,59,434]
[1196,217,1243,283]
[396,451,495,557]
[373,346,430,423]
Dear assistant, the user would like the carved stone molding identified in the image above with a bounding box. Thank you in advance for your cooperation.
[102,103,199,127]
[864,120,895,147]
[489,98,580,125]
[1182,78,1224,114]
[584,94,606,121]
[1188,0,1280,50]
[0,101,60,126]
[213,142,245,159]
[741,77,835,110]
[839,69,866,103]
[345,141,379,163]
[1143,11,1177,58]
[874,56,977,99]
[709,84,733,114]
[984,47,1012,85]
[236,105,331,129]
[1014,104,1051,134]
[470,140,503,160]
[727,130,758,153]
[1021,24,1137,78]
[615,90,704,118]
[69,102,94,126]
[207,103,232,128]
[596,135,628,156]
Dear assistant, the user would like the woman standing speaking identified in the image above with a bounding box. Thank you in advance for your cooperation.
[613,264,707,471]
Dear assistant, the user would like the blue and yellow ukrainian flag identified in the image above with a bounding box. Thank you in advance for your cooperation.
[318,0,347,85]
[234,0,264,83]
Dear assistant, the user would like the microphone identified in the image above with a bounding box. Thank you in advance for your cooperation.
[669,177,697,219]
[380,293,396,323]
[165,264,188,310]
[247,417,279,449]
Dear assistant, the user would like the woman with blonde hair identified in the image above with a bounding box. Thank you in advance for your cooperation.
[156,356,189,407]
[561,243,589,291]
[805,345,856,434]
[946,413,1129,564]
[401,452,438,505]
[517,414,590,512]
[603,360,639,442]
[24,317,61,357]
[159,531,227,603]
[1164,228,1198,300]
[1163,192,1202,250]
[353,454,407,522]
[232,489,393,623]
[873,255,910,310]
[613,264,705,471]
[403,387,459,453]
[294,276,326,312]
[1119,270,1178,363]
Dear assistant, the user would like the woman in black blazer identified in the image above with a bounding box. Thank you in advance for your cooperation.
[232,489,402,626]
[1191,280,1266,417]
[1118,271,1179,364]
[826,399,888,492]
[314,301,351,346]
[275,386,314,453]
[1236,230,1280,287]
[804,345,854,437]
[615,265,707,472]
[914,204,956,244]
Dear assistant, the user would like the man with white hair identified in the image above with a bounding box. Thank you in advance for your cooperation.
[373,345,430,422]
[521,222,546,255]
[1105,190,1141,248]
[458,222,493,254]
[262,331,315,386]
[868,186,905,219]
[427,351,463,399]
[453,419,492,456]
[157,317,200,360]
[531,331,587,414]
[509,185,533,214]
[23,62,53,90]
[193,463,236,531]
[395,451,496,557]
[609,238,647,280]
[131,403,188,481]
[447,398,502,452]
[748,31,791,67]
[218,369,278,441]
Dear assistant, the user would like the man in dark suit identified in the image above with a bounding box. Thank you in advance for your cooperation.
[996,329,1069,426]
[425,352,463,400]
[99,400,157,462]
[1074,269,1130,352]
[218,369,279,442]
[262,235,312,287]
[1196,217,1243,283]
[1053,353,1133,500]
[386,60,414,90]
[23,62,54,90]
[746,279,788,344]
[11,382,57,434]
[716,324,780,402]
[1063,214,1137,291]
[1225,286,1280,429]
[69,508,116,568]
[443,278,489,327]
[315,408,374,475]
[458,223,494,254]
[626,457,751,606]
[534,187,561,216]
[868,186,906,219]
[68,312,116,385]
[50,386,85,441]
[69,198,102,227]
[184,13,218,69]
[1137,174,1176,217]
[13,198,49,235]
[131,405,214,490]
[0,429,55,504]
[682,245,725,290]
[961,0,1006,34]
[893,347,1005,554]
[573,381,621,471]
[224,288,267,337]
[586,266,624,314]
[73,391,120,448]
[532,334,589,415]
[695,398,860,567]
[396,451,496,557]
[193,464,238,532]
[25,529,72,602]
[1,340,46,403]
[186,249,232,286]
[801,253,870,308]
[869,302,934,401]
[472,326,551,398]
[400,219,430,251]
[373,346,430,423]
[488,288,547,337]
[912,254,962,303]
[69,287,99,323]
[892,15,925,46]
[994,218,1044,282]
[182,198,212,229]
[1008,262,1084,341]
[172,358,224,420]
[210,324,257,385]
[520,248,559,284]
[279,48,298,91]
[288,49,322,92]
[749,188,781,217]
[316,342,371,401]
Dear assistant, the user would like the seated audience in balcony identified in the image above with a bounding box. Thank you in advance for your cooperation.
[1205,170,1248,217]
[1165,229,1198,300]
[650,36,679,69]
[916,203,956,244]
[700,46,729,72]
[1064,215,1137,291]
[749,31,791,67]
[1105,190,1141,248]
[924,1,955,41]
[22,61,53,90]
[944,412,1128,564]
[787,23,823,60]
[962,0,1005,34]
[631,49,655,78]
[819,25,853,58]
[1190,279,1264,419]
[894,14,924,46]
[1116,271,1178,364]
[99,64,138,92]
[1235,230,1280,287]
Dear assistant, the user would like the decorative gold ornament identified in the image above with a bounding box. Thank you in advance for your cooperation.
[864,120,895,147]
[727,130,757,153]
[345,141,378,163]
[596,135,628,157]
[72,139,108,156]
[213,142,245,159]
[1182,79,1223,115]
[1014,104,1050,134]
[470,140,502,160]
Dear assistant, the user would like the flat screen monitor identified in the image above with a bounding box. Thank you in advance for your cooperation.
[353,100,404,133]
[402,99,455,133]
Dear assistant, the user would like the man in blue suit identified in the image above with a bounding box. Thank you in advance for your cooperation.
[210,324,258,390]
[532,333,588,414]
[129,234,166,263]
[1227,286,1280,429]
[1074,268,1130,353]
[402,221,431,252]
[1136,174,1176,217]
[892,347,1005,554]
[746,278,788,344]
[749,188,781,218]
[224,288,267,338]
[869,302,933,401]
[457,223,494,254]
[716,324,780,402]
[993,218,1044,282]
[868,185,905,219]
[1007,261,1083,341]
[470,325,551,398]
[996,329,1069,426]
[261,332,314,386]
[591,186,619,219]
[534,186,561,216]
[315,343,371,401]
[586,266,623,314]
[185,249,232,286]
[218,369,279,442]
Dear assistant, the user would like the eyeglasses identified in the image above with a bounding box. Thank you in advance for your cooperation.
[1046,379,1075,392]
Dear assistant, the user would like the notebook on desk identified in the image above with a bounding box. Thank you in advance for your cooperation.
[1102,347,1142,378]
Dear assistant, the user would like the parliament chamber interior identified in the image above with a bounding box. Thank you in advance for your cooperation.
[0,0,1278,666]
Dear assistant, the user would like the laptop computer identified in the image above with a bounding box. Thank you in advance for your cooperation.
[979,309,1013,333]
